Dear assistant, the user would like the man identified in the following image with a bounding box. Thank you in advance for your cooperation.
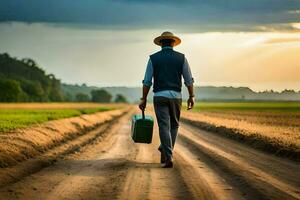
[139,31,195,168]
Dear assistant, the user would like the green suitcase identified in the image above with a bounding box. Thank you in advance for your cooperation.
[131,110,154,143]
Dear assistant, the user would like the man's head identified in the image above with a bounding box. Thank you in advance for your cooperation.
[154,31,181,47]
[160,39,175,47]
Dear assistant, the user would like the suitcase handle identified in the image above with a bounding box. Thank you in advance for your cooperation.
[142,110,145,120]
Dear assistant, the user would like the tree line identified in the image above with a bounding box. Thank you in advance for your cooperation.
[0,53,127,103]
[75,90,127,103]
[0,53,64,102]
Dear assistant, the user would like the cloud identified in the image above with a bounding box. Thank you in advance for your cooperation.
[0,0,299,32]
[264,37,300,44]
[254,23,300,32]
[288,10,300,14]
[291,23,300,30]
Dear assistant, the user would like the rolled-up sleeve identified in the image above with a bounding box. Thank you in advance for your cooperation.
[142,58,153,87]
[182,57,194,86]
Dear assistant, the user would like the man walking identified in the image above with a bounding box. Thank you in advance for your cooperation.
[139,31,195,168]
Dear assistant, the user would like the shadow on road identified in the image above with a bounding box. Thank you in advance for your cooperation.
[46,158,162,177]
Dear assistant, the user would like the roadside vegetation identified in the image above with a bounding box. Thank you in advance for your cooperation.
[0,103,122,132]
[0,108,127,168]
[182,102,300,160]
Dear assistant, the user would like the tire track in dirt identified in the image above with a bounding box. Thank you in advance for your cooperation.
[177,122,300,200]
[119,111,195,200]
[179,122,300,187]
[174,144,245,200]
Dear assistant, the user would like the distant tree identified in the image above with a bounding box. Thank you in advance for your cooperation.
[282,89,295,94]
[46,77,64,102]
[1,53,10,59]
[20,80,45,101]
[75,93,90,102]
[21,58,38,68]
[63,92,74,102]
[114,94,128,103]
[0,79,24,102]
[91,89,112,103]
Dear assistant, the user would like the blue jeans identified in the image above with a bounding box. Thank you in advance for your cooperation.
[153,96,182,160]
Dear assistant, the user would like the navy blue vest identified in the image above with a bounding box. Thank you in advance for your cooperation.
[150,48,184,93]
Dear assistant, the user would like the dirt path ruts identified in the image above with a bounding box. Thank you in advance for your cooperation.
[177,123,300,200]
[0,110,299,200]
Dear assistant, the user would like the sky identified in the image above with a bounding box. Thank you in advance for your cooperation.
[0,0,300,91]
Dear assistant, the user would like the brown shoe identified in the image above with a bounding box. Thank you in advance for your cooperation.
[163,158,173,168]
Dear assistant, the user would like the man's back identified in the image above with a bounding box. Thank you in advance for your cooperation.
[150,48,184,93]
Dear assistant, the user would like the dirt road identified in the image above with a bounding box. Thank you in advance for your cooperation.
[0,110,299,200]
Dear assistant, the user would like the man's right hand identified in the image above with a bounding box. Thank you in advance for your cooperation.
[187,96,195,110]
[139,98,147,111]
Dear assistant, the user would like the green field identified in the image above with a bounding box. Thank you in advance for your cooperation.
[189,102,300,112]
[0,105,117,132]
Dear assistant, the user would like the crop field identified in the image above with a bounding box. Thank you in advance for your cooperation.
[181,101,300,158]
[0,103,123,132]
[190,101,300,112]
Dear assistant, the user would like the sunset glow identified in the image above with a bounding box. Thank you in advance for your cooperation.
[0,23,299,91]
[179,32,300,91]
[0,0,299,91]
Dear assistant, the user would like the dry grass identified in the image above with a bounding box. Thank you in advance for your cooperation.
[181,109,300,160]
[0,108,127,168]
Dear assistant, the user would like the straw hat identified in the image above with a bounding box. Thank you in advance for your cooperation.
[154,31,181,46]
